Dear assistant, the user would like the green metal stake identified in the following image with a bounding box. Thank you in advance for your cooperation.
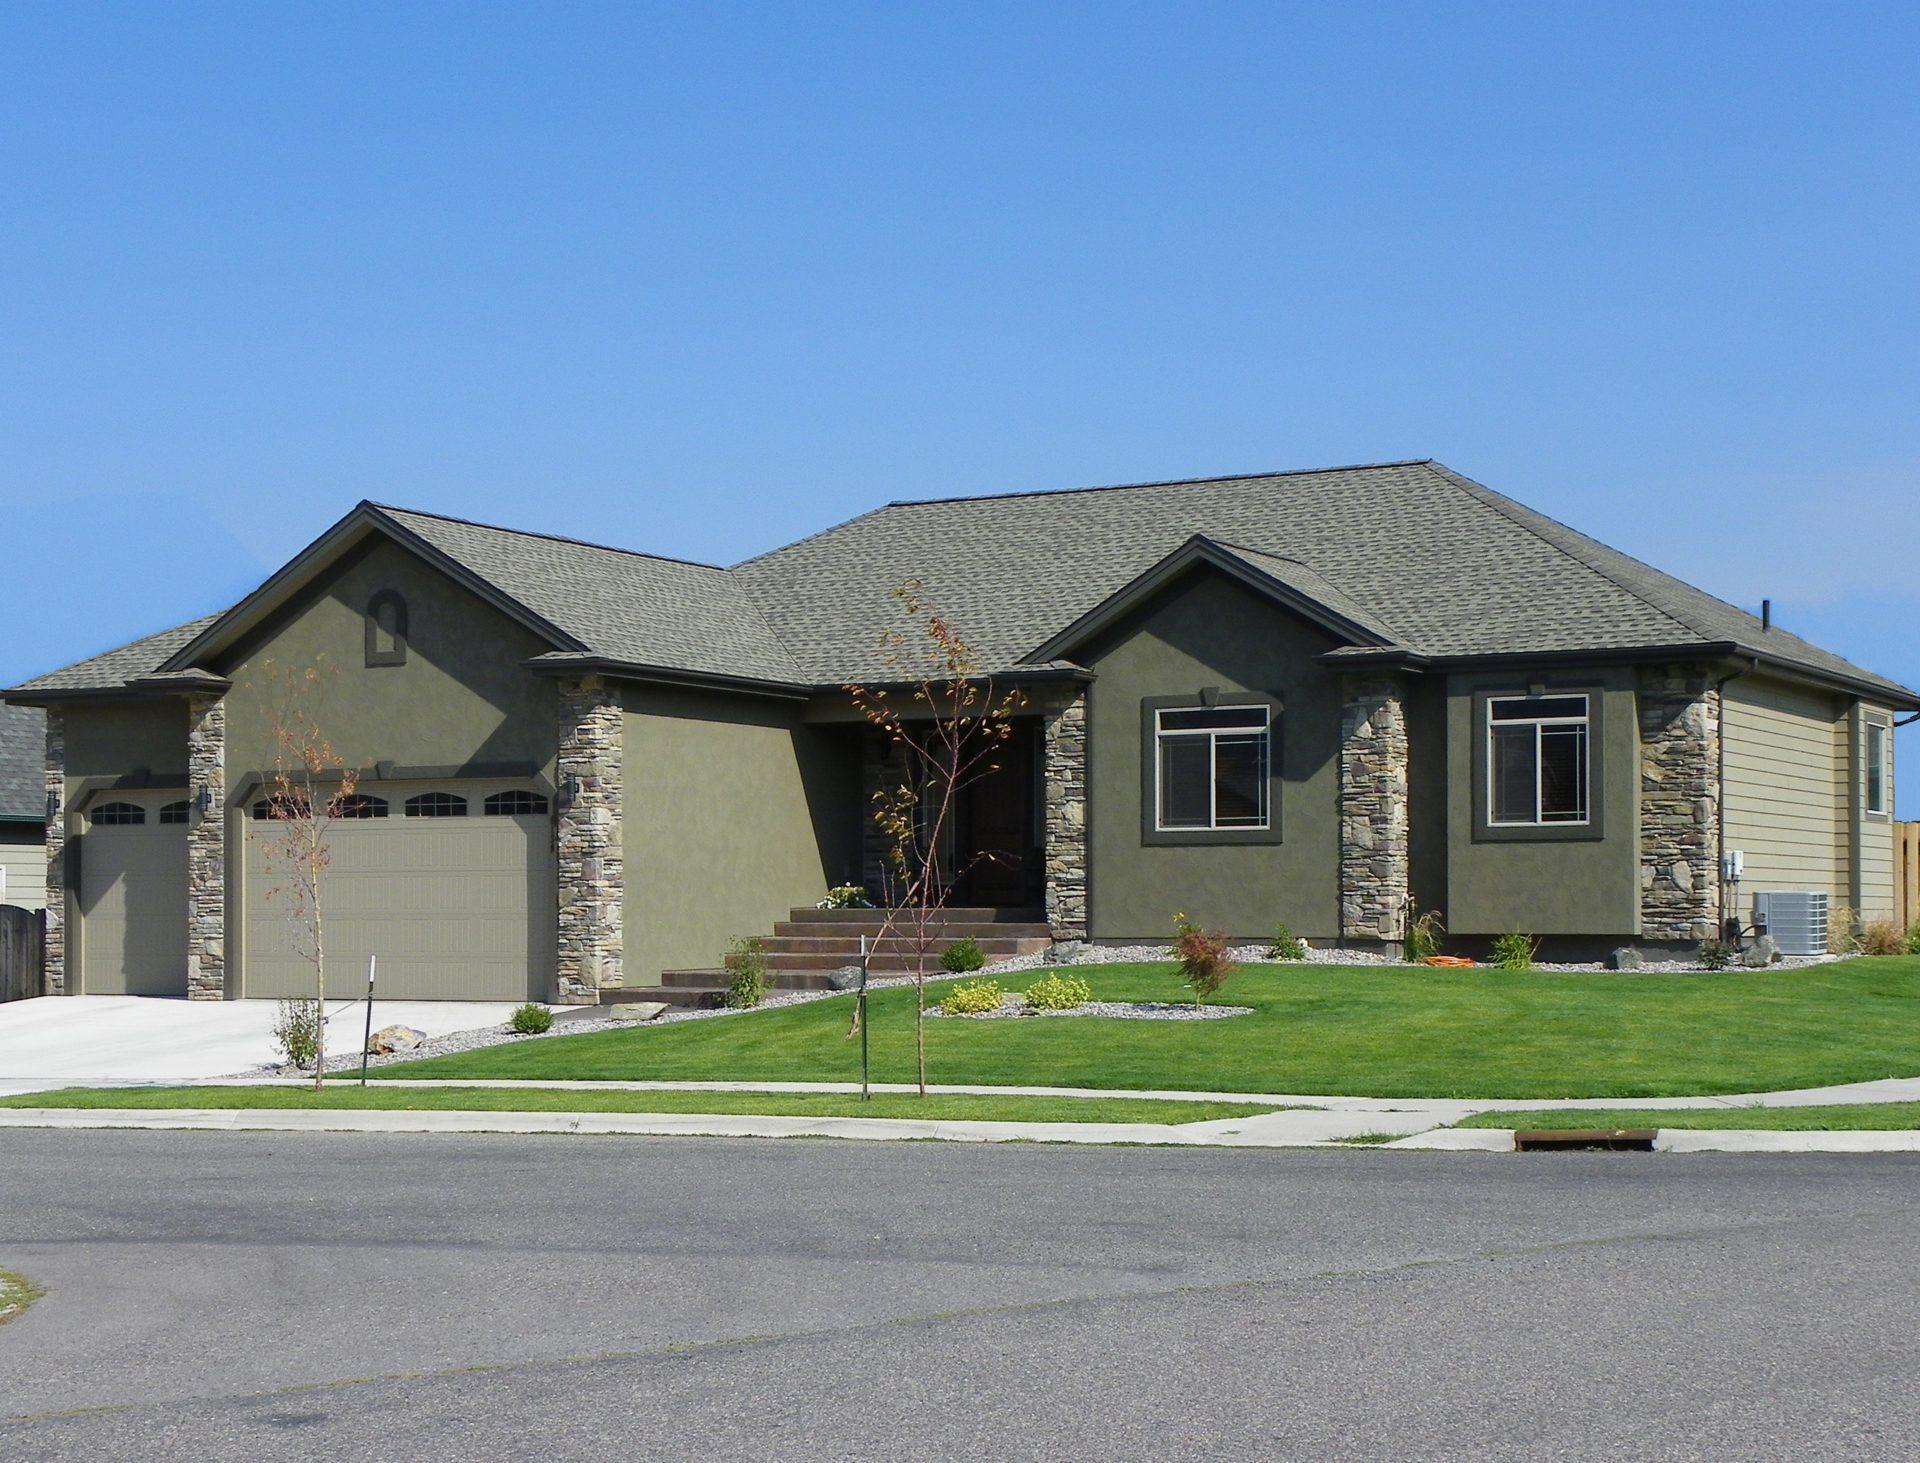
[859,934,870,1101]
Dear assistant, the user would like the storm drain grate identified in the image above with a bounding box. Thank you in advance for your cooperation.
[1513,1128,1657,1152]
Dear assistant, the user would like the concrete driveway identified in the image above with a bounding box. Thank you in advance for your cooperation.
[0,995,523,1094]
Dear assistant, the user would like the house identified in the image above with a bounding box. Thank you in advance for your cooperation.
[0,703,48,911]
[3,460,1911,1003]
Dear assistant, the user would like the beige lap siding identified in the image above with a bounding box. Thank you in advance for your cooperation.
[0,829,45,911]
[1722,676,1846,901]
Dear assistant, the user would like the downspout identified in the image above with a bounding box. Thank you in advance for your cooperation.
[1714,657,1760,941]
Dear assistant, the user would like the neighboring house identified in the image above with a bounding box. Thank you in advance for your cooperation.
[2,460,1911,1003]
[0,703,48,911]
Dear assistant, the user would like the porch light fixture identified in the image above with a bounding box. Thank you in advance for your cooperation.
[196,785,214,816]
[46,789,59,822]
[559,774,580,810]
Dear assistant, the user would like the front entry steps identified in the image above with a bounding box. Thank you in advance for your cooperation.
[626,905,1053,1009]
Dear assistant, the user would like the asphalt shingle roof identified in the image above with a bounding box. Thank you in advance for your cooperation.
[0,702,46,821]
[6,462,1911,705]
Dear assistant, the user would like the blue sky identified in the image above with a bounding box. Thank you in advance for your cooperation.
[2,2,1916,809]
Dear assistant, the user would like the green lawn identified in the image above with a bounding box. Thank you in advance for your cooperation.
[0,1084,1272,1125]
[374,957,1920,1100]
[1459,1102,1920,1132]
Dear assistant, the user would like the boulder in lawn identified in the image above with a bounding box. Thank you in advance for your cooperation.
[1740,936,1782,968]
[827,965,864,992]
[1609,947,1645,972]
[611,1002,669,1022]
[366,1024,426,1055]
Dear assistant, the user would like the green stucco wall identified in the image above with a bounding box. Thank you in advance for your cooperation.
[218,535,558,784]
[622,686,861,982]
[1083,570,1343,941]
[62,701,189,790]
[1442,669,1640,936]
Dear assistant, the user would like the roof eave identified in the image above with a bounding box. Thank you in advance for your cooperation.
[524,654,813,702]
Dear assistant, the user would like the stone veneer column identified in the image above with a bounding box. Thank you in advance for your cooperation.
[1638,665,1720,943]
[1042,689,1088,940]
[556,677,623,1004]
[860,727,911,905]
[185,693,228,999]
[1339,675,1410,943]
[42,708,66,996]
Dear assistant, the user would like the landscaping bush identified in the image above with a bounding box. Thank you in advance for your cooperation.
[1490,930,1539,972]
[1266,923,1307,961]
[1404,907,1446,964]
[1828,904,1862,955]
[816,885,872,909]
[1697,939,1731,971]
[1172,912,1235,1004]
[724,935,770,1009]
[1859,918,1908,957]
[1023,972,1092,1011]
[509,1002,553,1035]
[941,978,1003,1015]
[940,936,986,973]
[1908,924,1920,957]
[271,998,321,1070]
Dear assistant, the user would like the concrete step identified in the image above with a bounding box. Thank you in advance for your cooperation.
[762,943,1050,973]
[781,906,1040,925]
[659,968,841,992]
[763,934,1050,957]
[600,984,722,1009]
[770,921,1052,941]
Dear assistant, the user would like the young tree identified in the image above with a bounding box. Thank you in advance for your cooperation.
[252,659,359,1089]
[845,585,1027,1096]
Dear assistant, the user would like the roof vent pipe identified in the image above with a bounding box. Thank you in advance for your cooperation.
[1761,599,1771,631]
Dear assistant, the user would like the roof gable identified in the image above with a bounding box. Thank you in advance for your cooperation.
[1029,535,1401,663]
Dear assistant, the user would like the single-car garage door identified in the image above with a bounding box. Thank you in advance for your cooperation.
[242,780,554,1001]
[79,793,190,996]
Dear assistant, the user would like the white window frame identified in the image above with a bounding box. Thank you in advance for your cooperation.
[1486,693,1591,828]
[1153,705,1272,832]
[1866,721,1889,816]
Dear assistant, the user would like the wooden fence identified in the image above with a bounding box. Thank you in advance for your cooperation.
[1900,823,1920,933]
[0,905,45,1004]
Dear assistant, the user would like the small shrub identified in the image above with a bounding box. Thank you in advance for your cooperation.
[1828,904,1861,955]
[941,978,1003,1016]
[1907,924,1920,957]
[1489,930,1539,972]
[509,1002,553,1035]
[724,935,770,1009]
[1859,918,1908,957]
[816,885,872,909]
[1172,912,1235,1005]
[940,936,986,973]
[1697,939,1731,971]
[271,998,321,1070]
[1023,972,1092,1011]
[1266,923,1307,961]
[1404,907,1446,963]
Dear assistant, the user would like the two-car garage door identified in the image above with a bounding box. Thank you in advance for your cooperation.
[241,781,555,1001]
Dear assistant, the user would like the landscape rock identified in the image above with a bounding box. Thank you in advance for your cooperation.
[1045,940,1092,965]
[827,965,864,991]
[610,1001,669,1022]
[1741,936,1782,968]
[1609,947,1645,971]
[365,1024,425,1055]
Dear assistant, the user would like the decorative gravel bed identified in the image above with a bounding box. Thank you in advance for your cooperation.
[932,996,1252,1022]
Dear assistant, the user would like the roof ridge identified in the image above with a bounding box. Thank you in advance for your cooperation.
[728,503,894,571]
[368,502,728,573]
[1423,465,1708,644]
[879,459,1438,509]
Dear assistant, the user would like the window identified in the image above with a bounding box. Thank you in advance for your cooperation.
[365,589,408,667]
[1155,705,1271,831]
[484,790,549,816]
[1867,722,1889,815]
[92,801,146,826]
[405,792,467,818]
[158,800,191,825]
[1488,695,1590,826]
[329,794,389,819]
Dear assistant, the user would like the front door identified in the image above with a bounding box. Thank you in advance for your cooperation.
[959,723,1037,908]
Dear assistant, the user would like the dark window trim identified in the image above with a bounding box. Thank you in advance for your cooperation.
[365,588,409,668]
[1139,691,1285,847]
[1471,684,1606,843]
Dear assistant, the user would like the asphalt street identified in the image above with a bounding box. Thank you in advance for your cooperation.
[3,1130,1919,1460]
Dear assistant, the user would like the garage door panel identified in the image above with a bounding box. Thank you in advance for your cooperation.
[242,791,553,1001]
[79,809,189,997]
